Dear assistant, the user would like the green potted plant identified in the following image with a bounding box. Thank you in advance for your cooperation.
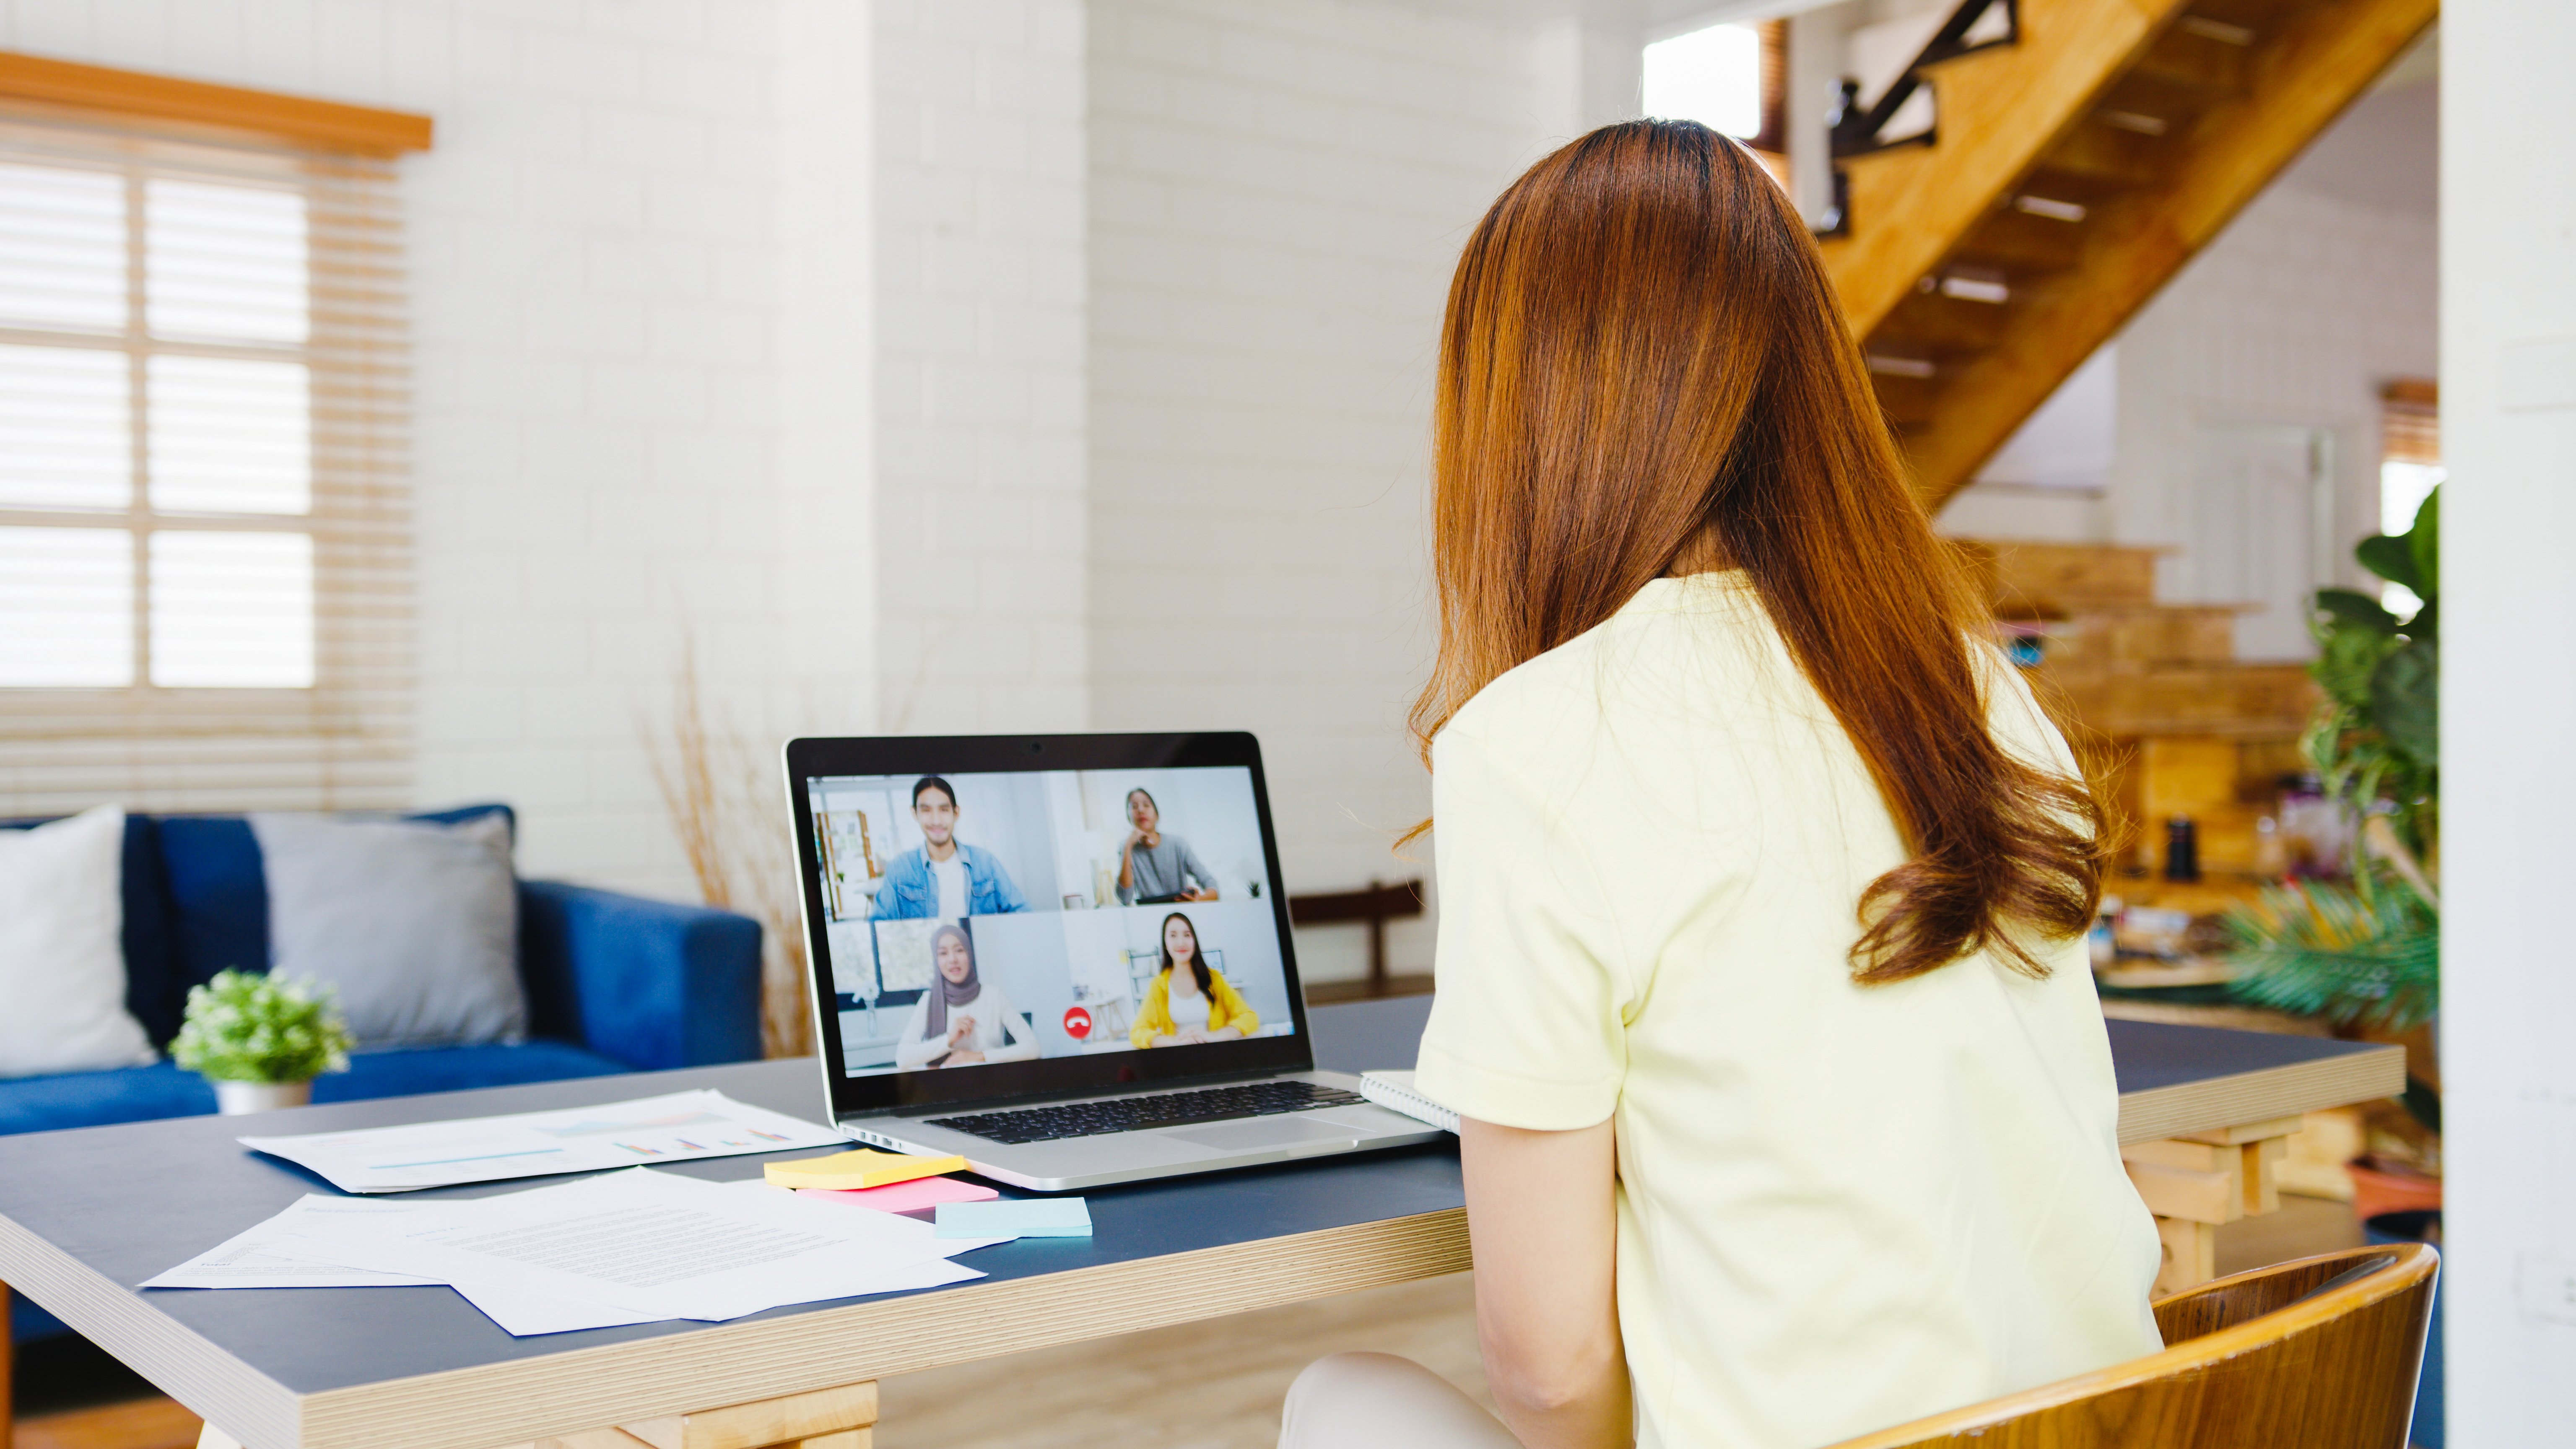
[2223,487,2440,1197]
[170,969,356,1114]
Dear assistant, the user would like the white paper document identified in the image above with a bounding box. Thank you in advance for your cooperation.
[277,1169,996,1322]
[141,1195,660,1335]
[146,1169,1006,1337]
[236,1089,846,1192]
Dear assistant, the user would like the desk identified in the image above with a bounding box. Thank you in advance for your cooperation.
[0,1000,2401,1449]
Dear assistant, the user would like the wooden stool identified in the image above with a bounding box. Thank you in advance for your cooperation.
[2123,1114,2301,1298]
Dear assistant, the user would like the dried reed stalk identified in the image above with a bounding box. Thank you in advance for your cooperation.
[645,640,814,1059]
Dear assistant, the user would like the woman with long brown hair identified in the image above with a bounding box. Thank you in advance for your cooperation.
[1278,122,2160,1449]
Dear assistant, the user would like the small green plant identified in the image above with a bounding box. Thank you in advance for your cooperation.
[170,970,354,1084]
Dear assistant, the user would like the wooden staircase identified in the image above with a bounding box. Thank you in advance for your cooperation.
[1819,0,2438,507]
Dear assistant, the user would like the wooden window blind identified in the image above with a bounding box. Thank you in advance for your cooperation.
[0,60,428,816]
[2380,378,2439,467]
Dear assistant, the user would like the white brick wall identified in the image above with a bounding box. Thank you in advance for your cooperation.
[872,0,1090,735]
[4,0,863,898]
[10,0,1651,968]
[1086,0,1591,982]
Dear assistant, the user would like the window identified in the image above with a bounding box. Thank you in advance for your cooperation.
[1642,19,1788,159]
[0,57,426,815]
[2378,379,2439,619]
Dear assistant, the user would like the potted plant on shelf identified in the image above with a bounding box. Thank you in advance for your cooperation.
[170,969,355,1114]
[2223,486,2441,1213]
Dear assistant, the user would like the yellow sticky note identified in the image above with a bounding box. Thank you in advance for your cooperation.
[763,1149,967,1191]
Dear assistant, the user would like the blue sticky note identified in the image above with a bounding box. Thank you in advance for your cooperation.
[935,1196,1092,1239]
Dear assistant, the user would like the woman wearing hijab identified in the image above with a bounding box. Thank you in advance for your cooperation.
[894,923,1040,1069]
[1129,911,1259,1049]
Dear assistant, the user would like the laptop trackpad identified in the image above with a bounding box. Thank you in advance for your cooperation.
[1165,1117,1360,1151]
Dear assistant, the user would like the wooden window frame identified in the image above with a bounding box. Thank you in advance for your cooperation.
[0,53,430,156]
[0,56,428,809]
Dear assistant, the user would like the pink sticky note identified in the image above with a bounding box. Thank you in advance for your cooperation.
[798,1175,999,1213]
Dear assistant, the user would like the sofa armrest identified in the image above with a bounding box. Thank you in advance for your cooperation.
[518,880,763,1070]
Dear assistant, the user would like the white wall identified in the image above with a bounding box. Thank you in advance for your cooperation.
[5,2,1656,979]
[2443,0,2576,1438]
[872,0,1090,735]
[1085,0,1590,983]
[0,0,875,898]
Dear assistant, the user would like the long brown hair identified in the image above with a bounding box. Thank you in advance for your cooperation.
[1410,120,2105,983]
[1158,911,1215,998]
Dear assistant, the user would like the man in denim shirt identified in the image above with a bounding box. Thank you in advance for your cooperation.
[870,776,1031,919]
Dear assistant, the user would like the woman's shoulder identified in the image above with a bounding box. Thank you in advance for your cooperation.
[1440,574,1772,770]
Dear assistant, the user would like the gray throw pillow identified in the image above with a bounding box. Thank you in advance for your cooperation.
[250,811,526,1048]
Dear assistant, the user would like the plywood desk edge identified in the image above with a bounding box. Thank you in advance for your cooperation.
[0,1209,303,1449]
[2113,1041,2407,1145]
[12,1202,1467,1449]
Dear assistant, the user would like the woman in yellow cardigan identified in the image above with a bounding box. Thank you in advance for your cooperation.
[1129,911,1258,1049]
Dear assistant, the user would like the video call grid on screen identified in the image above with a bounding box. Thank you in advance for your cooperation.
[805,764,1295,1078]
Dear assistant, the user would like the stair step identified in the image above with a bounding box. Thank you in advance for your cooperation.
[1871,370,1938,425]
[2129,24,2254,95]
[2044,664,2318,738]
[2025,607,2248,671]
[1872,290,2014,355]
[1950,205,2088,275]
[2028,120,2170,192]
[1956,539,2169,610]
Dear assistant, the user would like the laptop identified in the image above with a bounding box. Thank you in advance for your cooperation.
[785,731,1441,1191]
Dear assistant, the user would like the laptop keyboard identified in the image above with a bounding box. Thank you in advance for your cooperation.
[925,1080,1367,1145]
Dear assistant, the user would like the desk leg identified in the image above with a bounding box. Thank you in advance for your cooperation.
[3,1277,13,1449]
[2124,1116,2301,1298]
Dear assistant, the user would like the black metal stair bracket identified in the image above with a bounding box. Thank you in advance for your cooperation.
[1816,0,2020,239]
[1830,0,2020,158]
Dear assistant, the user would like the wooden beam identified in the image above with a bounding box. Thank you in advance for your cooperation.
[1818,0,2193,336]
[0,52,431,154]
[1901,0,2437,508]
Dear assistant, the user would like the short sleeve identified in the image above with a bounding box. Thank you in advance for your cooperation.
[1413,725,1630,1132]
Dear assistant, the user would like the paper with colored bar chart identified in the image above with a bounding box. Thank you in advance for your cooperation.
[237,1089,845,1193]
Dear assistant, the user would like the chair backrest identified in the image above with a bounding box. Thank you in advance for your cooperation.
[1826,1244,2439,1449]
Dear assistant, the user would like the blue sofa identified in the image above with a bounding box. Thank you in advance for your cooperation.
[1,804,764,1347]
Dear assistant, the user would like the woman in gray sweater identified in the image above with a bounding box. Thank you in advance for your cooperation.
[1115,788,1220,904]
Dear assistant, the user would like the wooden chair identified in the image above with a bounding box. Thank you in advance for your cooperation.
[1827,1244,2439,1448]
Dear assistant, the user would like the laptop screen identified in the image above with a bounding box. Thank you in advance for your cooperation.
[787,735,1312,1115]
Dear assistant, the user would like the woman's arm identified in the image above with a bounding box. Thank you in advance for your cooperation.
[1460,1115,1629,1449]
[1206,973,1257,1039]
[1128,976,1169,1049]
[985,989,1041,1062]
[891,998,947,1070]
[1176,836,1219,900]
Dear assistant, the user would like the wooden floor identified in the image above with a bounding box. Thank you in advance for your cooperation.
[10,1194,2367,1449]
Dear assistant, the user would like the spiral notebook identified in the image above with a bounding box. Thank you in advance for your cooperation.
[1357,1070,1457,1134]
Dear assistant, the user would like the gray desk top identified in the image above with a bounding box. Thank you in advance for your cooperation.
[0,995,2399,1448]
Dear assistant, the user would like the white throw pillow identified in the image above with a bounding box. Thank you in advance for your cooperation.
[251,811,526,1048]
[0,805,158,1078]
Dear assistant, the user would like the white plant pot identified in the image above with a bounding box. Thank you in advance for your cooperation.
[213,1078,313,1114]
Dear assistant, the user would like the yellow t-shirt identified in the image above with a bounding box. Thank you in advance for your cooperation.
[1414,572,2162,1449]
